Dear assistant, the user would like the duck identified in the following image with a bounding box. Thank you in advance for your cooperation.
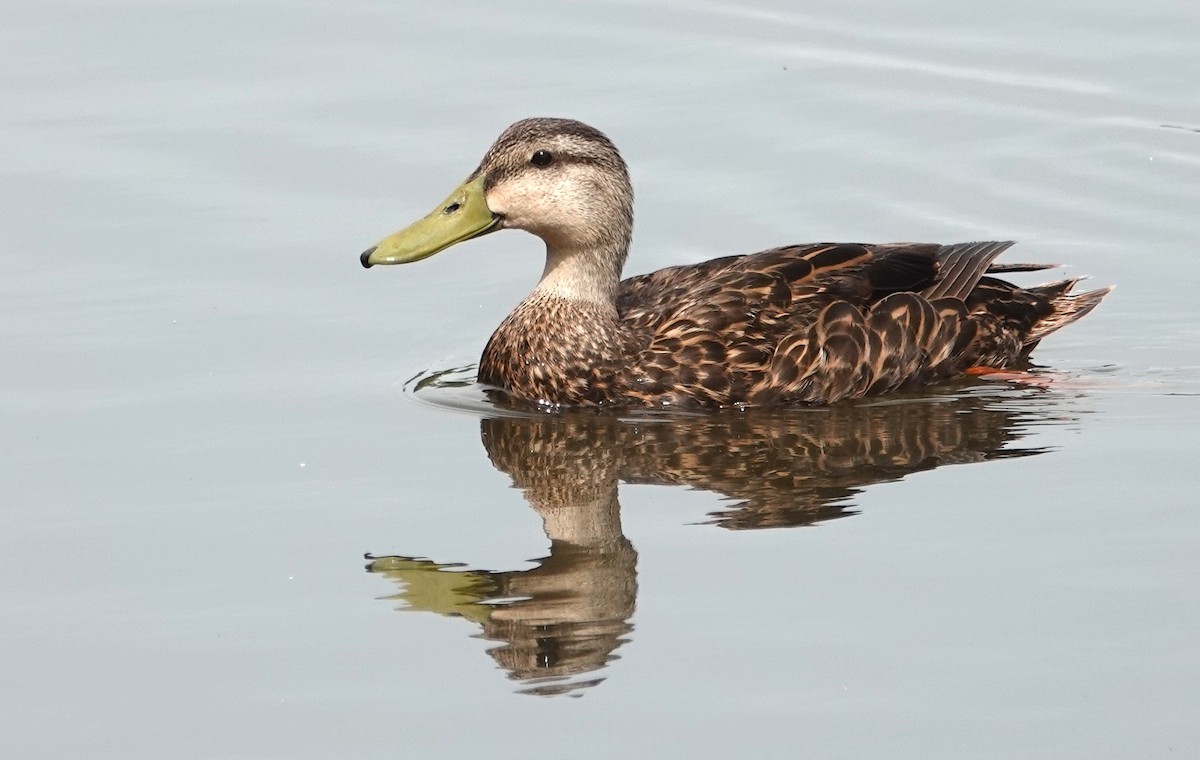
[360,117,1111,408]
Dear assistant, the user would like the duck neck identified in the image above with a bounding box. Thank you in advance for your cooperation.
[532,237,627,310]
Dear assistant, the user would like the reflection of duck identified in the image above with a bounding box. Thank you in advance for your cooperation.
[360,117,1110,407]
[367,388,1065,694]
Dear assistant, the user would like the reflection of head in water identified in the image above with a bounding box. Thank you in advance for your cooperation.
[367,532,635,698]
[369,386,1069,695]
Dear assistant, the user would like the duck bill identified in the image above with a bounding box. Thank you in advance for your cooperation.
[360,175,499,268]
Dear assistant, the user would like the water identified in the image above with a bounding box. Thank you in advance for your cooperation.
[2,0,1198,757]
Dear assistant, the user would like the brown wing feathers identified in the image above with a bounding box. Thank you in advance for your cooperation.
[923,241,1014,299]
[753,243,1003,403]
[616,241,1108,407]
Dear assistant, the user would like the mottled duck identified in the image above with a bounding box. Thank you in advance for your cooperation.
[360,118,1110,407]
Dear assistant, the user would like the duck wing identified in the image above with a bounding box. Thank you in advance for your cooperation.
[615,242,1108,407]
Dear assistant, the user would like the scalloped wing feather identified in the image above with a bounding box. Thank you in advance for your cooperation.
[609,241,1110,407]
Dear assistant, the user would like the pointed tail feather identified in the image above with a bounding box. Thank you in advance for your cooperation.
[1025,285,1114,345]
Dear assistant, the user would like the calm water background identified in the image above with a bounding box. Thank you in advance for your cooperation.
[3,0,1199,756]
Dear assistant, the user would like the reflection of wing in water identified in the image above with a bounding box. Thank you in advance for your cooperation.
[369,384,1070,696]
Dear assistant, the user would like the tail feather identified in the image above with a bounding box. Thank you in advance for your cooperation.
[1028,277,1084,300]
[1025,284,1114,345]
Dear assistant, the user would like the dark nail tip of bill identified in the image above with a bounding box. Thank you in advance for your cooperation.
[360,247,376,268]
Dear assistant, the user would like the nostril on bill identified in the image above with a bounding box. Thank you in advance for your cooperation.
[443,202,461,214]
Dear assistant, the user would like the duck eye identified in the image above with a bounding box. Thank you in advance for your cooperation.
[530,150,554,167]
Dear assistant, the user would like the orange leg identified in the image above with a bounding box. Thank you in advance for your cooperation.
[964,365,1056,387]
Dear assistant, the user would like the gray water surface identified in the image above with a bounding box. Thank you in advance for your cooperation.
[3,1,1198,757]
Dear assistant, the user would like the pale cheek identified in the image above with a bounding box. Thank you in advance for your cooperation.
[489,183,574,233]
[488,185,540,230]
